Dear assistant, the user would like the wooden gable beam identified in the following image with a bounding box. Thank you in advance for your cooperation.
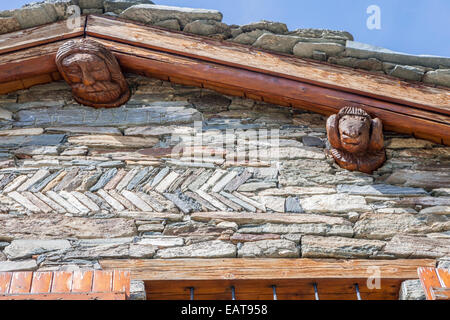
[0,40,81,94]
[85,15,449,115]
[0,15,448,144]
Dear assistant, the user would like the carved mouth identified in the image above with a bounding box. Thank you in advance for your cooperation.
[341,136,360,145]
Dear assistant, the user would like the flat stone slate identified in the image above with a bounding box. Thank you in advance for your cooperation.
[104,0,154,14]
[183,20,231,37]
[6,3,58,30]
[384,235,450,258]
[300,194,371,213]
[385,170,450,189]
[337,184,428,197]
[253,33,301,54]
[237,223,354,237]
[0,259,37,272]
[423,69,450,87]
[0,107,12,121]
[45,126,122,135]
[69,135,158,148]
[90,168,118,192]
[354,213,450,240]
[285,196,303,213]
[301,136,325,148]
[0,134,65,148]
[240,20,288,34]
[163,193,195,214]
[293,42,344,59]
[345,41,450,69]
[120,4,223,28]
[78,0,104,9]
[4,239,71,260]
[155,240,236,259]
[0,214,136,241]
[399,280,426,300]
[14,106,202,127]
[238,239,299,258]
[389,65,424,82]
[0,16,21,35]
[191,211,350,226]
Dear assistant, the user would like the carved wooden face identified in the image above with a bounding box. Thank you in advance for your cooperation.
[56,39,130,108]
[338,114,371,154]
[61,53,122,105]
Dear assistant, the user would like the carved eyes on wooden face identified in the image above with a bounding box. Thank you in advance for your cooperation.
[338,115,371,153]
[62,53,111,86]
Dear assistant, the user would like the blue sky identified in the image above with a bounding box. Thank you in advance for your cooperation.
[2,0,449,57]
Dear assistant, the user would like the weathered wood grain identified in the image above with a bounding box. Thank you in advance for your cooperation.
[0,16,86,55]
[100,258,434,281]
[418,267,450,300]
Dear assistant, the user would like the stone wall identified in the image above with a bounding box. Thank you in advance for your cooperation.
[1,1,449,87]
[0,75,449,294]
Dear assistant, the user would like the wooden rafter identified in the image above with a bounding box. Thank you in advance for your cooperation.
[85,15,449,114]
[0,14,449,145]
[100,259,435,300]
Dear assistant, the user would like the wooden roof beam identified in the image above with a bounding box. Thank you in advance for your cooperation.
[86,15,450,115]
[100,258,435,300]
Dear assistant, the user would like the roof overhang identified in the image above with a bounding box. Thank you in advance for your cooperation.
[0,15,449,145]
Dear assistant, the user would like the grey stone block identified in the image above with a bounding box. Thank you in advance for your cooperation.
[389,65,424,81]
[104,0,154,15]
[345,41,450,69]
[13,3,58,29]
[293,42,344,59]
[183,19,230,37]
[0,134,65,148]
[423,69,450,87]
[240,20,288,34]
[15,105,202,127]
[253,33,302,54]
[337,184,428,196]
[129,280,147,300]
[154,19,180,31]
[0,259,37,272]
[78,0,103,9]
[0,16,20,35]
[120,4,223,28]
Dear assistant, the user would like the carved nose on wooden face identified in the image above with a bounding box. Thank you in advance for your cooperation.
[342,121,364,139]
[81,66,96,87]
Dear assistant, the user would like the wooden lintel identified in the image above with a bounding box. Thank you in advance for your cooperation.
[101,258,435,300]
[100,258,435,281]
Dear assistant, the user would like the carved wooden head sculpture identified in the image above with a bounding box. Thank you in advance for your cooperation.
[326,106,386,174]
[56,39,130,108]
